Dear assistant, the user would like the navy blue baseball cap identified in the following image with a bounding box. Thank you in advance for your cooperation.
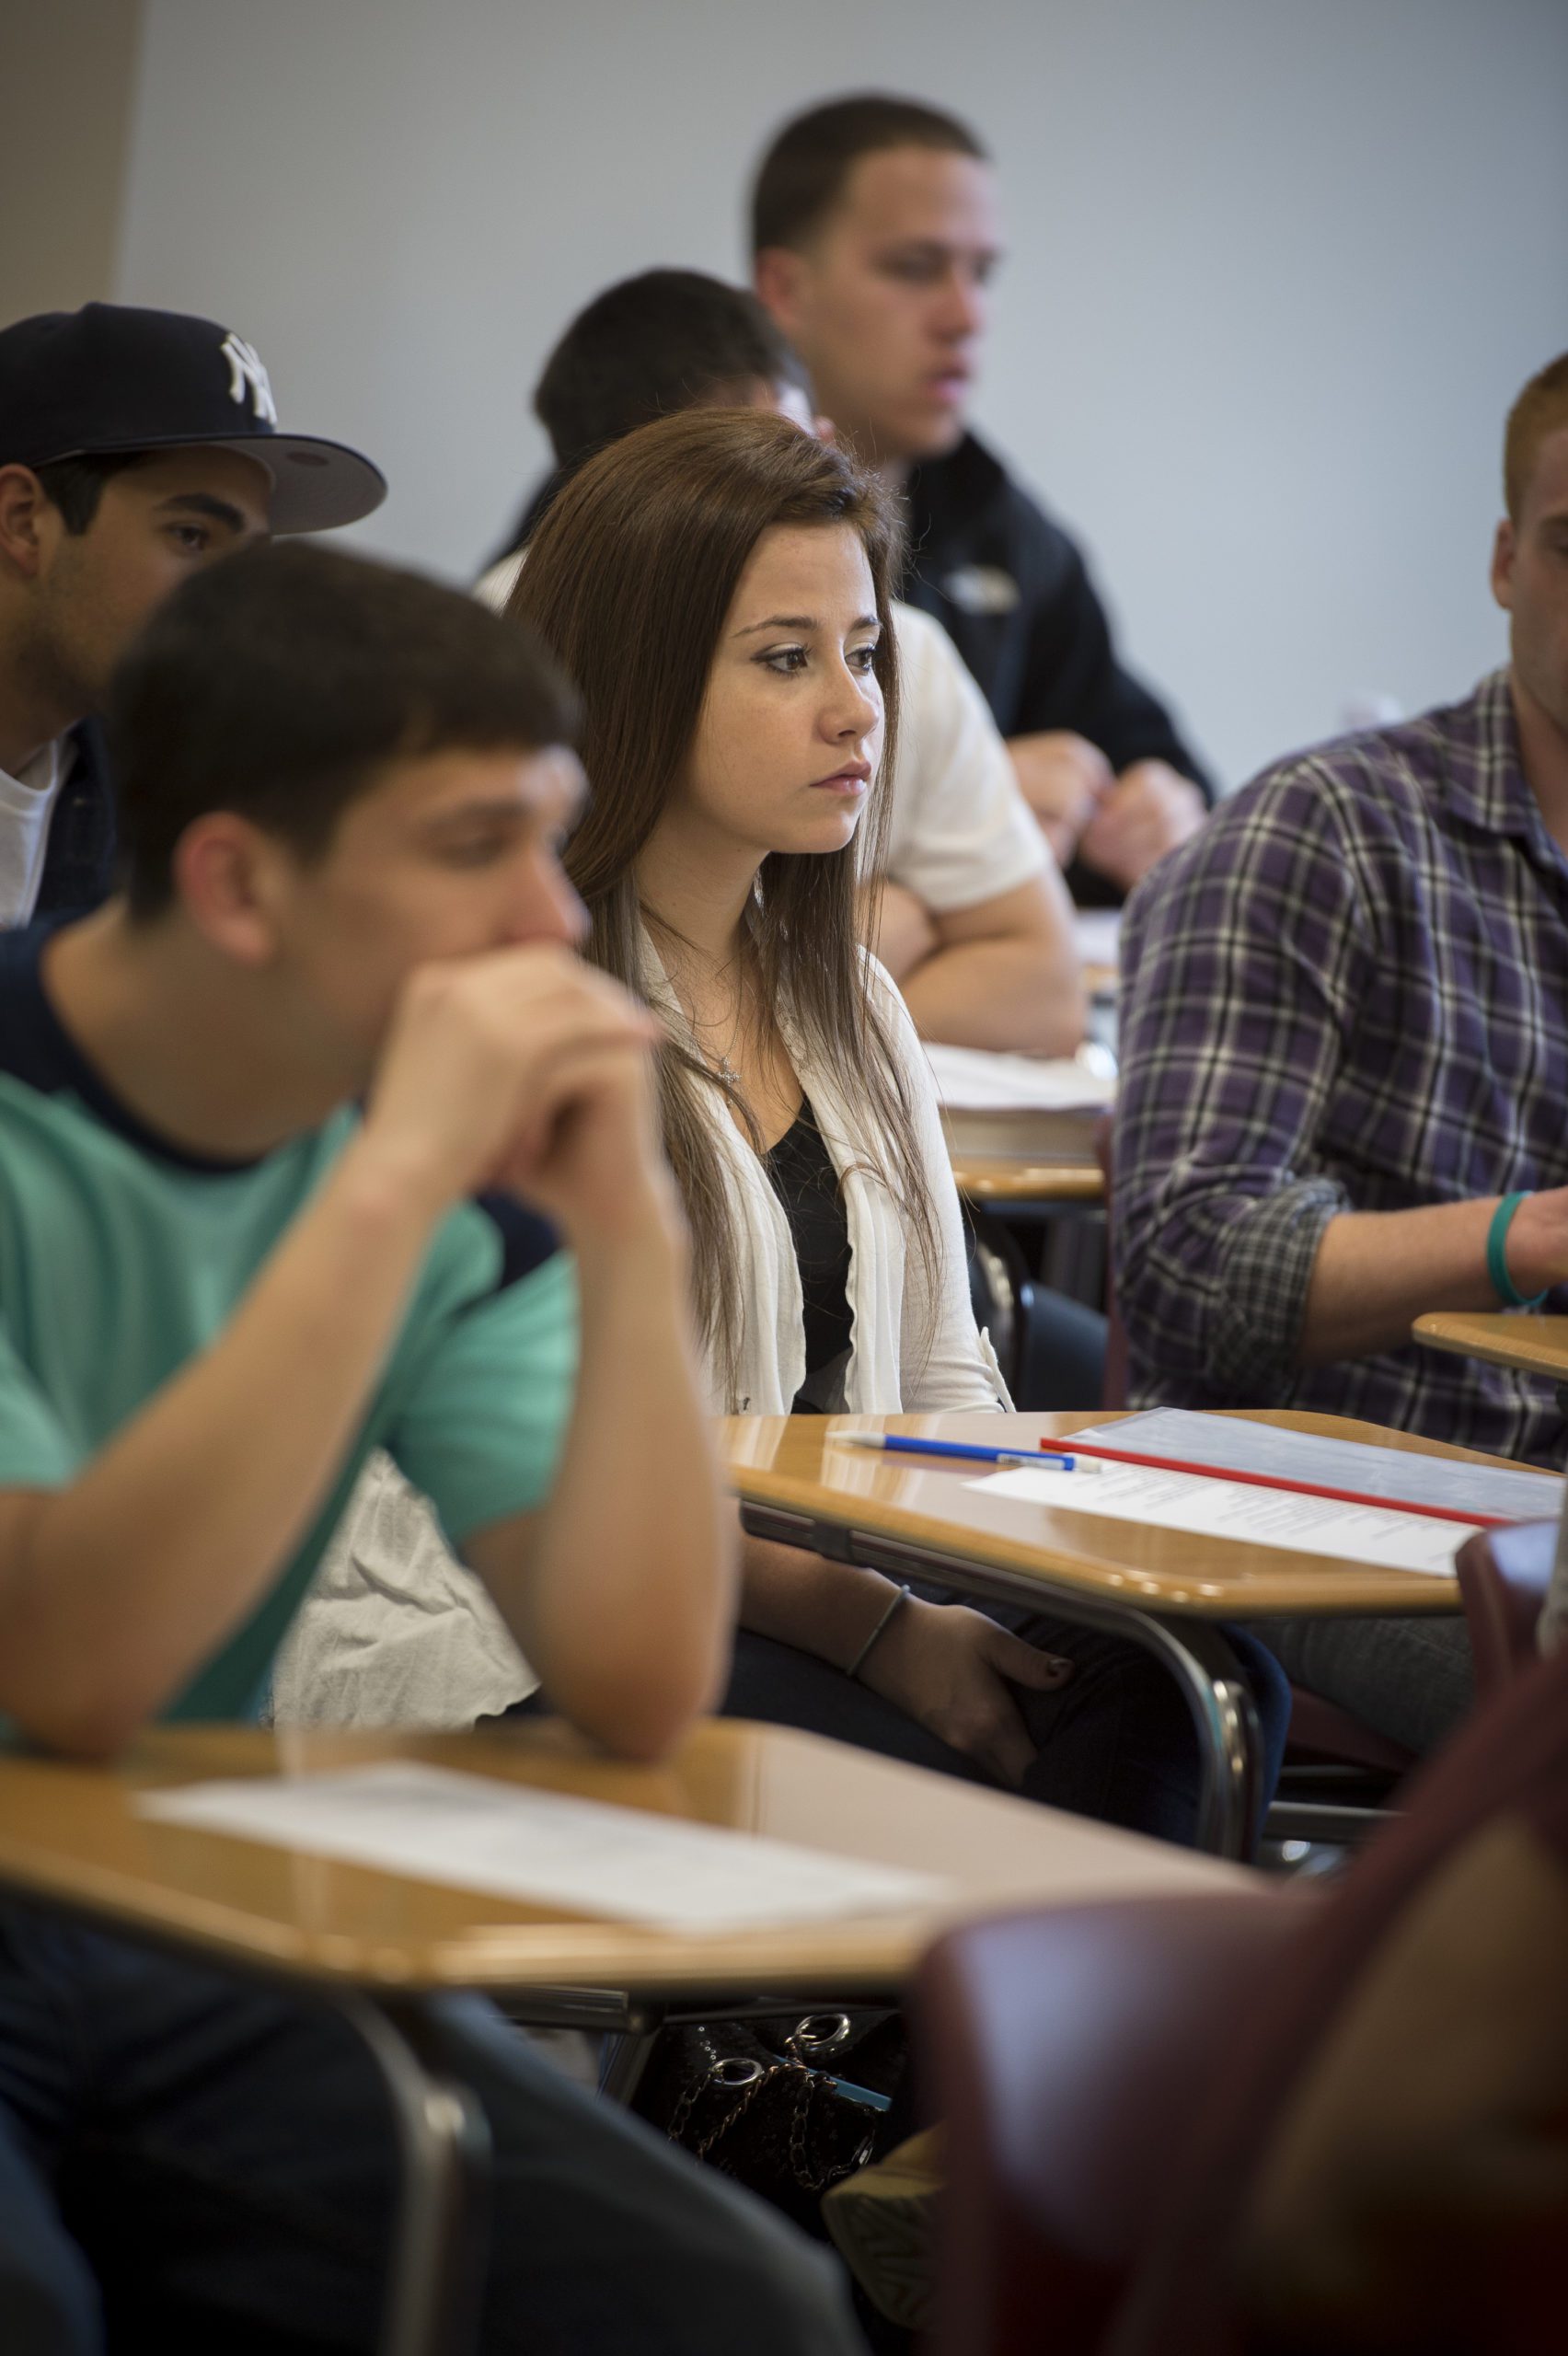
[0,303,386,533]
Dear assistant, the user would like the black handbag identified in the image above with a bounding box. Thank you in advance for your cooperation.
[633,2010,909,2235]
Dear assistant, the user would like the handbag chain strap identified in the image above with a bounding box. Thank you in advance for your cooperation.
[665,2027,873,2190]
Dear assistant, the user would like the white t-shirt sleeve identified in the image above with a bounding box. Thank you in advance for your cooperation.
[877,602,1048,915]
[474,550,525,613]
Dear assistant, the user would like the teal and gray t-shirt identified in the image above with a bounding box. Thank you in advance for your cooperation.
[0,924,577,1722]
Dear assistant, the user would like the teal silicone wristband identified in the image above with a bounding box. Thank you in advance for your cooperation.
[1486,1191,1548,1310]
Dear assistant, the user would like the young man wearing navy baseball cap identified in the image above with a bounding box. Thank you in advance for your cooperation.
[0,302,386,927]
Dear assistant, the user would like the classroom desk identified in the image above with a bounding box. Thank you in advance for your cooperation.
[1414,1310,1568,1386]
[942,1103,1106,1205]
[944,1106,1108,1376]
[0,1719,1248,2356]
[721,1409,1495,1860]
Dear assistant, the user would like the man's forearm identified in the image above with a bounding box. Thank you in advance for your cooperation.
[490,1210,735,1760]
[900,935,1085,1054]
[0,1137,443,1753]
[1300,1193,1568,1365]
[857,879,938,982]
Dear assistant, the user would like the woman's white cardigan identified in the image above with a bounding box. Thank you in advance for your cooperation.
[270,950,1007,1727]
[649,942,1009,1417]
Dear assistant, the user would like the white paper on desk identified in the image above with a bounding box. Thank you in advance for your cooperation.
[1068,1409,1565,1524]
[137,1762,947,1932]
[1073,909,1121,972]
[925,1043,1115,1114]
[969,1463,1474,1576]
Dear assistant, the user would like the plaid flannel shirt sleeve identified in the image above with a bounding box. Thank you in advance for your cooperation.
[1113,765,1379,1400]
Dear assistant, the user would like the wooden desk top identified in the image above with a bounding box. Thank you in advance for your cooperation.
[0,1722,1248,1998]
[720,1410,1502,1618]
[942,1105,1106,1206]
[948,1156,1105,1204]
[1414,1311,1568,1384]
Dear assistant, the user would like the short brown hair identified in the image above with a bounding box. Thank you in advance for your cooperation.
[535,271,812,479]
[112,543,577,918]
[1504,352,1568,524]
[750,94,986,257]
[32,451,151,533]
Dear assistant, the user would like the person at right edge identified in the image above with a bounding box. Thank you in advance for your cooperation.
[1115,351,1568,1760]
[750,92,1213,905]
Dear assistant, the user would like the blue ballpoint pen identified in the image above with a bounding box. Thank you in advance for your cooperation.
[836,1433,1101,1472]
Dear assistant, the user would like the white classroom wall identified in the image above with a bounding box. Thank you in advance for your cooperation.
[106,0,1568,788]
[0,0,144,320]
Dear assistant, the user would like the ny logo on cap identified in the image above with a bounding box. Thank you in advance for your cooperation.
[220,332,278,425]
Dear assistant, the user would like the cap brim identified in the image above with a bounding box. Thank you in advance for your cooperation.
[29,429,386,534]
[202,434,387,533]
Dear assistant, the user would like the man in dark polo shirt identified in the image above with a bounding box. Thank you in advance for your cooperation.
[751,93,1210,904]
[0,302,386,927]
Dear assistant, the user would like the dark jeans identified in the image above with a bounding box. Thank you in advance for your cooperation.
[1250,1611,1476,1758]
[0,1906,863,2356]
[721,1603,1290,1849]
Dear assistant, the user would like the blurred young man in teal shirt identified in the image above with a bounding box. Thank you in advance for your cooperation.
[0,542,864,2355]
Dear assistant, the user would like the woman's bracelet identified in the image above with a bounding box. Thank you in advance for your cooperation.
[845,1584,912,1680]
[1486,1191,1549,1311]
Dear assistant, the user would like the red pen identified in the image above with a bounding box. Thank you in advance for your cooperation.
[1051,1438,1515,1530]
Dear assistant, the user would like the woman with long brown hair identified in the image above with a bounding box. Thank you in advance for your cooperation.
[512,409,1289,1839]
[519,409,983,1414]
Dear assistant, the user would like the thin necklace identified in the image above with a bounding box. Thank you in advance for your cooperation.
[670,962,747,1091]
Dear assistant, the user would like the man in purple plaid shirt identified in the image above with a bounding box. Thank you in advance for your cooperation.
[1113,351,1568,1752]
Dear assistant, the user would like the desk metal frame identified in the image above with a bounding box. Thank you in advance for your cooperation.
[740,1500,1262,1862]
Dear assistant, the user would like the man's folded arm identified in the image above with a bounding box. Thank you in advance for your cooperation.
[894,872,1086,1053]
[0,1138,439,1756]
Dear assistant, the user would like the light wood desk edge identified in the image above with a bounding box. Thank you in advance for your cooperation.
[949,1159,1104,1204]
[721,1411,1483,1618]
[0,1722,1249,1997]
[1414,1311,1568,1389]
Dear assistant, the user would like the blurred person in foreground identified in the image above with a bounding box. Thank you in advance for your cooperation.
[0,538,863,2355]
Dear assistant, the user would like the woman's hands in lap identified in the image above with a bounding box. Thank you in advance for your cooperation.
[858,1599,1072,1787]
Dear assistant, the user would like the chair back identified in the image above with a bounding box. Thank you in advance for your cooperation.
[1455,1517,1555,1702]
[914,1887,1304,2356]
[1110,1634,1568,2352]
